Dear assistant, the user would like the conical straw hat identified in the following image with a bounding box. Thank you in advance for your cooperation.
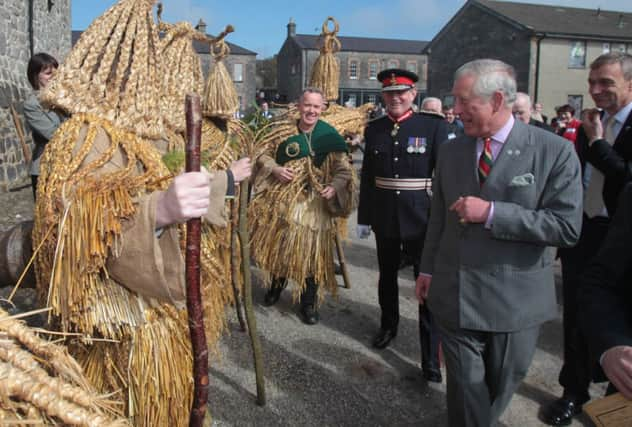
[41,0,164,139]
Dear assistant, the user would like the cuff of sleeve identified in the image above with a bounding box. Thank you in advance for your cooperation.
[485,201,494,229]
[225,169,235,197]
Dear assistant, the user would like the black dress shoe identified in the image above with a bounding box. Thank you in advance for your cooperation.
[372,328,397,349]
[423,369,442,383]
[540,395,589,426]
[299,305,319,325]
[263,286,284,306]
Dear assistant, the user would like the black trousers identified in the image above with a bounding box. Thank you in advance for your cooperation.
[375,233,440,371]
[558,215,610,398]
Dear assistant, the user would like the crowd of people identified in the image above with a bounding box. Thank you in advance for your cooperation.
[21,13,632,422]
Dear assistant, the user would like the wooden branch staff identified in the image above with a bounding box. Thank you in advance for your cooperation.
[238,179,266,406]
[230,198,247,332]
[334,230,351,289]
[10,105,31,164]
[184,94,209,426]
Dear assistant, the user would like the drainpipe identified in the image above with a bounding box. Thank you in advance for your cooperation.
[533,33,545,103]
[28,0,35,56]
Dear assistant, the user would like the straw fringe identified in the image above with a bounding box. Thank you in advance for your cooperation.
[308,17,342,102]
[202,28,240,119]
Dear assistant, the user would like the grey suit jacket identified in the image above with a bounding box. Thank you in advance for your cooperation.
[420,119,582,332]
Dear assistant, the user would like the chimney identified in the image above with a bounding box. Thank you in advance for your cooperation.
[287,17,296,38]
[618,14,625,29]
[195,18,207,34]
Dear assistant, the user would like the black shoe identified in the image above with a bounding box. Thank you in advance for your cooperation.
[372,328,397,349]
[299,305,319,325]
[423,369,442,383]
[263,285,284,306]
[540,395,589,426]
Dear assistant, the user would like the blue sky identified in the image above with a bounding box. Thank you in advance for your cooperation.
[72,0,632,58]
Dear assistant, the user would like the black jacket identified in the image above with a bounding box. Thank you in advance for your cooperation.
[577,108,632,216]
[579,183,632,383]
[358,112,448,239]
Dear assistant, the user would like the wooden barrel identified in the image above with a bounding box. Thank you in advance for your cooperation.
[0,221,35,288]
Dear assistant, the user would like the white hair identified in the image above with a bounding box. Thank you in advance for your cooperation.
[454,59,517,106]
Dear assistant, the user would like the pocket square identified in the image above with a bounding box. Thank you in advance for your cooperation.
[509,173,535,187]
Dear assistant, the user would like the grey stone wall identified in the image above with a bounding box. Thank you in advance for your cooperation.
[426,3,531,104]
[0,0,70,191]
[277,39,304,103]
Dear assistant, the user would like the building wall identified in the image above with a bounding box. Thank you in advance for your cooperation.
[0,0,70,191]
[279,39,428,107]
[200,53,258,115]
[536,38,632,121]
[426,4,531,104]
[277,39,304,103]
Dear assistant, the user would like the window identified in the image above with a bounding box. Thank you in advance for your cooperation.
[602,43,611,53]
[349,60,359,79]
[347,94,357,107]
[568,41,586,68]
[614,43,626,53]
[406,61,417,74]
[367,94,377,104]
[291,64,297,75]
[233,63,243,82]
[368,61,378,79]
[567,95,583,117]
[628,44,632,53]
[387,59,399,69]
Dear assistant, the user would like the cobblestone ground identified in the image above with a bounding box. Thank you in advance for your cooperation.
[0,184,605,426]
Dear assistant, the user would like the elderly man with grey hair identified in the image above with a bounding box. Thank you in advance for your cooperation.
[513,92,554,132]
[416,59,582,426]
[421,96,443,115]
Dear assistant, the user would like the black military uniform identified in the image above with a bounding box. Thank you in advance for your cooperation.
[358,69,448,382]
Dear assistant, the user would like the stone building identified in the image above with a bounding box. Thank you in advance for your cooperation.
[277,19,428,107]
[425,0,632,121]
[0,0,71,191]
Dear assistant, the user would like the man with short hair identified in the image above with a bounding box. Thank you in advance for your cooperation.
[512,92,554,132]
[542,51,632,426]
[421,96,443,115]
[416,59,582,426]
[250,88,353,325]
[358,69,447,382]
[443,105,464,140]
[532,102,547,123]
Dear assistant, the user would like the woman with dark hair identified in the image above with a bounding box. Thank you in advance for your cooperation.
[24,52,62,198]
[554,104,582,148]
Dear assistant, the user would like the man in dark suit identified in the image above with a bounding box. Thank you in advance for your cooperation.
[543,52,632,426]
[357,68,448,382]
[416,59,582,426]
[579,183,632,400]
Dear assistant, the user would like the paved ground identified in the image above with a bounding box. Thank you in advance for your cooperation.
[0,182,605,426]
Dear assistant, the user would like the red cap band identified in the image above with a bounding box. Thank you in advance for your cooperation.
[382,75,414,88]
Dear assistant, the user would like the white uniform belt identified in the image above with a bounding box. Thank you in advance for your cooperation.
[375,177,432,191]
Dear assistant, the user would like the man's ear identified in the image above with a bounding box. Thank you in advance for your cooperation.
[491,91,505,113]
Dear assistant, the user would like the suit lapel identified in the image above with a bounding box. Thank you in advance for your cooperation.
[614,110,632,147]
[481,121,529,196]
[461,136,480,195]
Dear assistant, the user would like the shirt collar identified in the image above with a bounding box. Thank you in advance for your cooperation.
[482,114,514,144]
[609,100,632,126]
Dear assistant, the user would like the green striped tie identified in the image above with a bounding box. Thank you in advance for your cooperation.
[478,137,493,186]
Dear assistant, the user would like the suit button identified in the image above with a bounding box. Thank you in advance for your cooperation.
[396,191,401,195]
[394,157,399,162]
[394,174,399,178]
[394,141,399,146]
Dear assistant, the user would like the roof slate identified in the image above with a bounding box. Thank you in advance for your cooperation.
[291,34,428,54]
[478,0,632,40]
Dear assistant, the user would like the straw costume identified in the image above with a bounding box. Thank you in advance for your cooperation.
[31,1,232,425]
[248,18,369,310]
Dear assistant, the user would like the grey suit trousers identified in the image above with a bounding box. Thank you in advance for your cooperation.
[437,322,540,427]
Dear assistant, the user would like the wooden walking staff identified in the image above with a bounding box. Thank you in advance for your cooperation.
[185,94,210,426]
[334,229,351,289]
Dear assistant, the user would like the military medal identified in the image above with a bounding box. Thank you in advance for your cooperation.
[407,145,414,153]
[420,137,427,154]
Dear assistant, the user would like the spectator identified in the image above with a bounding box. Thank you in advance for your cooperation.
[442,105,464,140]
[532,102,548,123]
[554,104,582,147]
[23,52,63,198]
[542,51,632,426]
[512,92,554,132]
[421,97,443,115]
